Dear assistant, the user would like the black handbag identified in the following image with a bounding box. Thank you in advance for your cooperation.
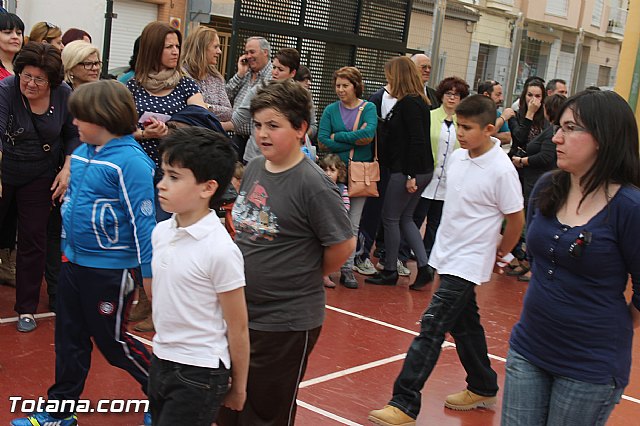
[20,89,65,173]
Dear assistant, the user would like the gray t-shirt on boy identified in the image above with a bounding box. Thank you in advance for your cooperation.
[232,156,353,332]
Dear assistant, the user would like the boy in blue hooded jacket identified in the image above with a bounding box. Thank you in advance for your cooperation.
[11,80,155,426]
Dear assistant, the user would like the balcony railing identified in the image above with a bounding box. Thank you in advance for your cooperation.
[606,6,627,35]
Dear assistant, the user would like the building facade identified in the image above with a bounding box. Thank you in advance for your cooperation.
[12,0,630,96]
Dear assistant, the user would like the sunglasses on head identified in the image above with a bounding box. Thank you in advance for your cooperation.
[43,22,59,41]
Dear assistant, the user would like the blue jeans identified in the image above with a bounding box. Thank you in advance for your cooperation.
[149,355,230,426]
[502,348,623,426]
[389,274,498,419]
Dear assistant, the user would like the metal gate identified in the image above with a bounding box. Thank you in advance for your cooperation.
[226,0,416,112]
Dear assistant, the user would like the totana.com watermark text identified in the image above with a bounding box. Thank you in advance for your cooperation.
[9,396,149,413]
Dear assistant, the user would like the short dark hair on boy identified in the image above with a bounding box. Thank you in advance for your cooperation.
[250,79,311,130]
[159,127,237,207]
[275,48,300,74]
[14,42,64,88]
[69,80,138,136]
[454,94,497,127]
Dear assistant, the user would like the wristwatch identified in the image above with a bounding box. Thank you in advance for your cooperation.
[407,175,414,180]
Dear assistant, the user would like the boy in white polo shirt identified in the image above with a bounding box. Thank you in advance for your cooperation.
[149,127,249,425]
[368,95,524,426]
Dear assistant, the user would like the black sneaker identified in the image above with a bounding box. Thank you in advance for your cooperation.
[365,270,399,286]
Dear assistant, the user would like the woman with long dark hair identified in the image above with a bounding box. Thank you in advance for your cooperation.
[506,78,549,280]
[365,56,434,287]
[511,94,565,204]
[503,90,640,425]
[126,21,207,332]
[508,78,548,159]
[127,22,207,174]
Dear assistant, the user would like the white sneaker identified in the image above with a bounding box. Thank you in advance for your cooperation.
[353,258,377,275]
[376,260,411,276]
[396,260,411,276]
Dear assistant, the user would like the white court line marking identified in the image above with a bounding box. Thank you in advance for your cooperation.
[297,399,363,426]
[325,304,639,405]
[326,305,420,336]
[622,395,640,404]
[300,354,407,388]
[0,312,55,324]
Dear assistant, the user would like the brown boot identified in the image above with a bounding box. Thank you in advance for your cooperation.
[128,288,151,322]
[133,315,155,332]
[368,405,416,426]
[0,248,16,287]
[444,389,497,411]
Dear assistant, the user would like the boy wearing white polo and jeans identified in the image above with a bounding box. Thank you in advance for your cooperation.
[149,128,249,426]
[368,95,524,426]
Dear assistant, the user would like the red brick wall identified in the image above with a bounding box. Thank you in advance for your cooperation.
[154,0,188,32]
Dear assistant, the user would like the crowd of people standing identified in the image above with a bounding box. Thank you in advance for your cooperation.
[1,10,638,426]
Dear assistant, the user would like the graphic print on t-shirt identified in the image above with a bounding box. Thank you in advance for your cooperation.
[232,180,279,241]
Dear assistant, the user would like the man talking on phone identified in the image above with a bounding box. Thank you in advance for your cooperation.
[224,36,273,159]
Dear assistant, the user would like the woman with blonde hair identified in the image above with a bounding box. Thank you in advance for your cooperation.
[181,25,232,121]
[27,21,63,50]
[366,56,434,287]
[61,40,101,88]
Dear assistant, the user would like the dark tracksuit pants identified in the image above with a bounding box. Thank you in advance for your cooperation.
[48,262,151,418]
[217,327,322,426]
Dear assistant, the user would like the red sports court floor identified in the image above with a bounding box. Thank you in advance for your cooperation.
[1,266,639,425]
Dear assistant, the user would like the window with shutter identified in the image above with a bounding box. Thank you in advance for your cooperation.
[545,0,568,17]
[592,0,604,26]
